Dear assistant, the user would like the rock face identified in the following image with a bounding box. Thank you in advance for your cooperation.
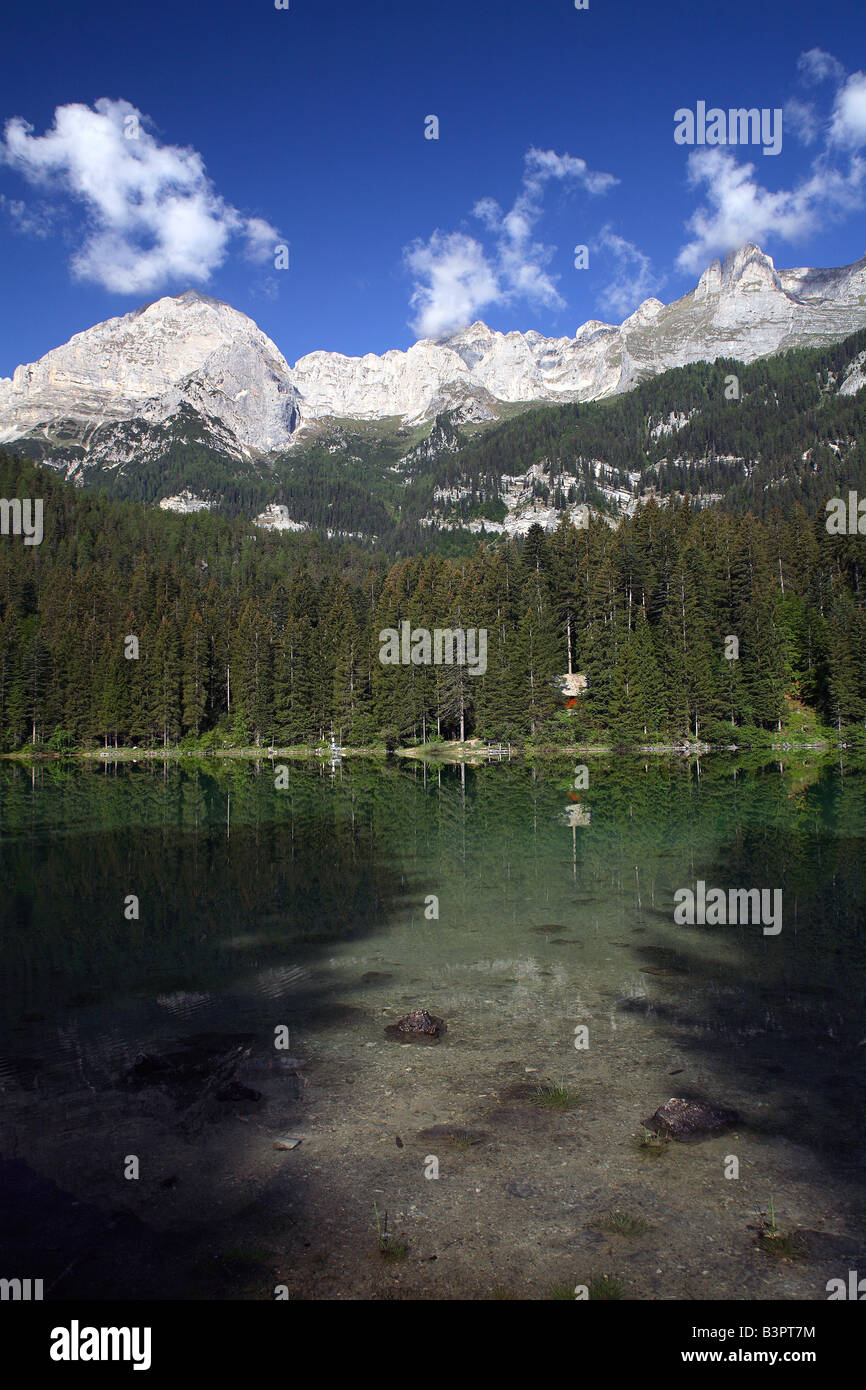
[385,1009,445,1041]
[839,349,866,396]
[158,491,212,514]
[1,244,865,467]
[0,290,301,455]
[644,1097,739,1140]
[293,245,866,423]
[253,503,309,533]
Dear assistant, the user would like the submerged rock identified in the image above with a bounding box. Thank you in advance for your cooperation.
[644,1096,739,1140]
[0,1056,45,1091]
[121,1052,173,1087]
[216,1079,262,1103]
[384,1009,445,1042]
[119,1043,263,1129]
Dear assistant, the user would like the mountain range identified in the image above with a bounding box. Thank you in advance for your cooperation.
[1,241,866,543]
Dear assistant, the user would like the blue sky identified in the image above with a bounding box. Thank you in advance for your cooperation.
[0,0,864,377]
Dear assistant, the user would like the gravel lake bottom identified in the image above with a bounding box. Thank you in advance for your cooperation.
[1,755,864,1300]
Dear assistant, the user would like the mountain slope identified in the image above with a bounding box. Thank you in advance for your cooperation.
[412,328,866,534]
[291,244,866,424]
[7,327,866,549]
[1,243,866,545]
[2,243,866,463]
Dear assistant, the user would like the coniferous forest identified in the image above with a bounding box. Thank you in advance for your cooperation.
[1,449,864,752]
[13,329,866,539]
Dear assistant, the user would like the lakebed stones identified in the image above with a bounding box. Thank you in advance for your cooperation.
[643,1097,739,1141]
[122,1052,173,1087]
[119,1042,264,1134]
[384,1009,446,1043]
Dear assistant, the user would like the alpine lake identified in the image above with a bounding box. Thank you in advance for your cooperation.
[1,751,864,1301]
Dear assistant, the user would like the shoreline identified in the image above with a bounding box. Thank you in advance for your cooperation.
[0,736,845,763]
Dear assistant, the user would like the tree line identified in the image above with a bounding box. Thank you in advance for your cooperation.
[0,451,864,751]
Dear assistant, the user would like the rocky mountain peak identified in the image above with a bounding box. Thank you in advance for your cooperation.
[2,244,866,462]
[721,243,782,292]
[0,283,298,453]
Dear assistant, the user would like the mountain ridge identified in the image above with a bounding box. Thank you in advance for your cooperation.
[2,243,866,463]
[6,324,865,554]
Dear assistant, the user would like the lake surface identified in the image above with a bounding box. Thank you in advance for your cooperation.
[1,754,865,1300]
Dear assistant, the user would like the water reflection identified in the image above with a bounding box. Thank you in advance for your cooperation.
[0,753,864,1297]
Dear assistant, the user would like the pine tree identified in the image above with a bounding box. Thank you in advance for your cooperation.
[182,609,208,737]
[148,617,183,747]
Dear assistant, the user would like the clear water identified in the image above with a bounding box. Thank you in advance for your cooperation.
[1,754,865,1299]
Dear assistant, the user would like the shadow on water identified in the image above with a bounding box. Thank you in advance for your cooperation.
[2,752,865,1297]
[0,758,417,1298]
[609,759,866,1184]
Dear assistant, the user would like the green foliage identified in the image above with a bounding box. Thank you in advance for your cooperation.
[0,447,863,751]
[429,329,866,528]
[46,727,75,752]
[16,328,866,563]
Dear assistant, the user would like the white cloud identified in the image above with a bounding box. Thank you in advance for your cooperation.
[677,54,866,271]
[0,99,280,293]
[784,97,820,146]
[798,48,845,85]
[520,147,618,199]
[405,147,617,338]
[0,193,53,238]
[596,227,662,317]
[830,72,866,148]
[405,231,501,339]
[243,216,280,260]
[678,150,815,270]
[677,148,866,271]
